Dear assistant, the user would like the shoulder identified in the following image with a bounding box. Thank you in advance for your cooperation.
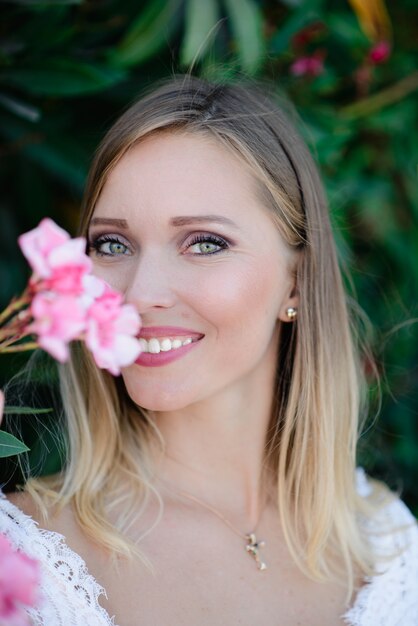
[0,489,41,552]
[0,486,98,563]
[0,487,115,625]
[355,467,417,553]
[343,469,418,626]
[2,485,82,538]
[4,489,41,520]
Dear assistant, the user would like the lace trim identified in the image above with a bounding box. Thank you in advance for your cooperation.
[341,469,418,625]
[1,470,417,626]
[0,491,117,626]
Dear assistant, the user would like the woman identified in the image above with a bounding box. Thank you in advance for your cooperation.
[1,75,417,625]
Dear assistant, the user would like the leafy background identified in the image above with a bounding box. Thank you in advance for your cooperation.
[0,0,417,512]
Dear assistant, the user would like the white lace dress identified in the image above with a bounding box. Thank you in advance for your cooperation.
[1,469,417,626]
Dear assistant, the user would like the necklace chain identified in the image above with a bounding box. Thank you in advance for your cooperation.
[175,488,268,571]
[177,490,248,539]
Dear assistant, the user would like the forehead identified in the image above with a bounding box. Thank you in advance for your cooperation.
[95,132,269,226]
[109,131,252,187]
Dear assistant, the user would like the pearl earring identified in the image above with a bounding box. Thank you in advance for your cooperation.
[286,307,298,320]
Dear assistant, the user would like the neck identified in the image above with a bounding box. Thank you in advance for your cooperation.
[150,367,277,530]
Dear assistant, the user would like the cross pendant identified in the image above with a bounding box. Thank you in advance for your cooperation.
[245,532,267,571]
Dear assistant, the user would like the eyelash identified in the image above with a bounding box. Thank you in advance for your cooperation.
[88,233,230,257]
[88,234,129,257]
[186,234,229,255]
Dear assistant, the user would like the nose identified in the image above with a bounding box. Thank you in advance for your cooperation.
[124,248,177,314]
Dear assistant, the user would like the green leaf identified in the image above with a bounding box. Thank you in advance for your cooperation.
[7,0,82,4]
[109,0,183,69]
[279,0,303,7]
[0,431,29,458]
[180,0,221,67]
[0,116,87,191]
[0,93,41,123]
[223,0,264,74]
[4,406,53,415]
[2,60,126,97]
[26,141,86,191]
[269,9,319,55]
[327,13,369,49]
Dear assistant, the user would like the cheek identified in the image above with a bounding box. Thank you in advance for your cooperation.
[193,260,284,345]
[90,261,131,293]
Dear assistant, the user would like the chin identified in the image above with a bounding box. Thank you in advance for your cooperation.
[121,378,192,413]
[135,396,188,412]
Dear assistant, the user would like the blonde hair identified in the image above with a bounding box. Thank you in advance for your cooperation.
[27,74,393,600]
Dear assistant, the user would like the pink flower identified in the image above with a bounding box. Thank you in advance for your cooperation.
[18,218,70,279]
[291,22,326,50]
[8,219,142,375]
[290,54,324,77]
[369,40,391,64]
[29,292,87,362]
[85,285,142,376]
[41,239,92,295]
[18,218,91,293]
[0,534,40,626]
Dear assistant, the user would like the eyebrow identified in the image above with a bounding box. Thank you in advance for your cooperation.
[90,218,129,228]
[90,215,239,229]
[170,215,239,228]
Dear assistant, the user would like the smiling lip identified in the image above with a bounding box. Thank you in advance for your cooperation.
[135,326,204,368]
[138,326,204,340]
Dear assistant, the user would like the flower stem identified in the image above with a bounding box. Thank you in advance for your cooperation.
[0,342,39,353]
[340,71,418,119]
[0,292,29,325]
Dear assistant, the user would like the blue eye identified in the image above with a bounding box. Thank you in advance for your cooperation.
[187,234,229,255]
[89,235,130,257]
[88,232,230,257]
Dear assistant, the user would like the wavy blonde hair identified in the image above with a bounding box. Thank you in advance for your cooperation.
[27,74,392,600]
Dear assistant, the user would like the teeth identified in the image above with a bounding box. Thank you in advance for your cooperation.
[139,338,148,353]
[148,338,161,354]
[139,336,197,354]
[160,338,172,352]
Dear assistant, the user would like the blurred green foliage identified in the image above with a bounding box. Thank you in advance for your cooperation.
[0,0,417,510]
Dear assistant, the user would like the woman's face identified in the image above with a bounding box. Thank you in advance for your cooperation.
[88,132,298,411]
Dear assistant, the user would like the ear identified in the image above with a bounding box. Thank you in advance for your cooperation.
[278,283,299,323]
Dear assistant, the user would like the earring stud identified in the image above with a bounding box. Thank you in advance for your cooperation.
[286,307,297,320]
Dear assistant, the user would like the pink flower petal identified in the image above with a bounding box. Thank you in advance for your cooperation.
[82,274,106,299]
[37,335,70,362]
[114,304,142,335]
[18,218,69,278]
[369,40,391,64]
[48,238,90,272]
[112,334,143,368]
[29,292,87,361]
[84,285,141,375]
[34,239,92,295]
[290,54,324,77]
[0,535,40,625]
